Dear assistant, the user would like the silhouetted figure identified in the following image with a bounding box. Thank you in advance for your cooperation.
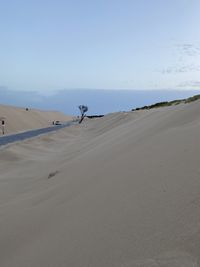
[2,120,5,135]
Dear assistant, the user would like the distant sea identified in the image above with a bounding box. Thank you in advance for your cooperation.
[1,89,200,115]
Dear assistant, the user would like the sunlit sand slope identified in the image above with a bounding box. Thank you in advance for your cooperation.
[0,101,200,266]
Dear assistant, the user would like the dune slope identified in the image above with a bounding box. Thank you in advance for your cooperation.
[0,101,200,266]
[0,104,72,134]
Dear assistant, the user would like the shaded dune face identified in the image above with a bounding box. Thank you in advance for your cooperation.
[0,104,72,135]
[0,101,200,266]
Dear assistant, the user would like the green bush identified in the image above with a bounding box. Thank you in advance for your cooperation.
[131,94,200,111]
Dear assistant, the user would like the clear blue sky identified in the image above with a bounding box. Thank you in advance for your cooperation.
[0,0,200,94]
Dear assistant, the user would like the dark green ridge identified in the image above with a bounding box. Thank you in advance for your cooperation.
[132,94,200,111]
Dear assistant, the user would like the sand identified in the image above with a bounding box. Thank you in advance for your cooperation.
[0,104,72,135]
[0,101,200,266]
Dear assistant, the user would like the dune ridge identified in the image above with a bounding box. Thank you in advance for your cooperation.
[0,104,72,135]
[0,101,200,266]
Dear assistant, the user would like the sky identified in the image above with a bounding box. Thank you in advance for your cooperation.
[0,0,200,94]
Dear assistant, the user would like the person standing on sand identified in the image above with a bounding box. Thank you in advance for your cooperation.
[1,120,5,135]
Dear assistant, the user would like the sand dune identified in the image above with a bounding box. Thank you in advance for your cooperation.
[0,101,200,266]
[0,104,72,135]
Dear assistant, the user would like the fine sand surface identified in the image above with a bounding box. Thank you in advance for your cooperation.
[0,104,72,135]
[0,101,200,266]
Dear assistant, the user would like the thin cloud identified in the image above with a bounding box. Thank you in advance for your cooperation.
[161,64,200,74]
[160,42,200,74]
[178,80,200,88]
[176,43,200,57]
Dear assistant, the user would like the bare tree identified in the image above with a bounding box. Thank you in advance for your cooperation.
[78,105,88,124]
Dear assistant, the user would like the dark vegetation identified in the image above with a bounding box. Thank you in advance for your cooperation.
[86,115,104,119]
[185,94,200,103]
[132,94,200,111]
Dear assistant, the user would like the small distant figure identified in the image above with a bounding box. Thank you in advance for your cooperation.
[78,105,88,124]
[25,108,29,111]
[55,121,61,125]
[1,120,5,135]
[52,120,61,125]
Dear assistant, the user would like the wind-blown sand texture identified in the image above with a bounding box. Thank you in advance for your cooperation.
[0,101,200,266]
[0,104,72,134]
